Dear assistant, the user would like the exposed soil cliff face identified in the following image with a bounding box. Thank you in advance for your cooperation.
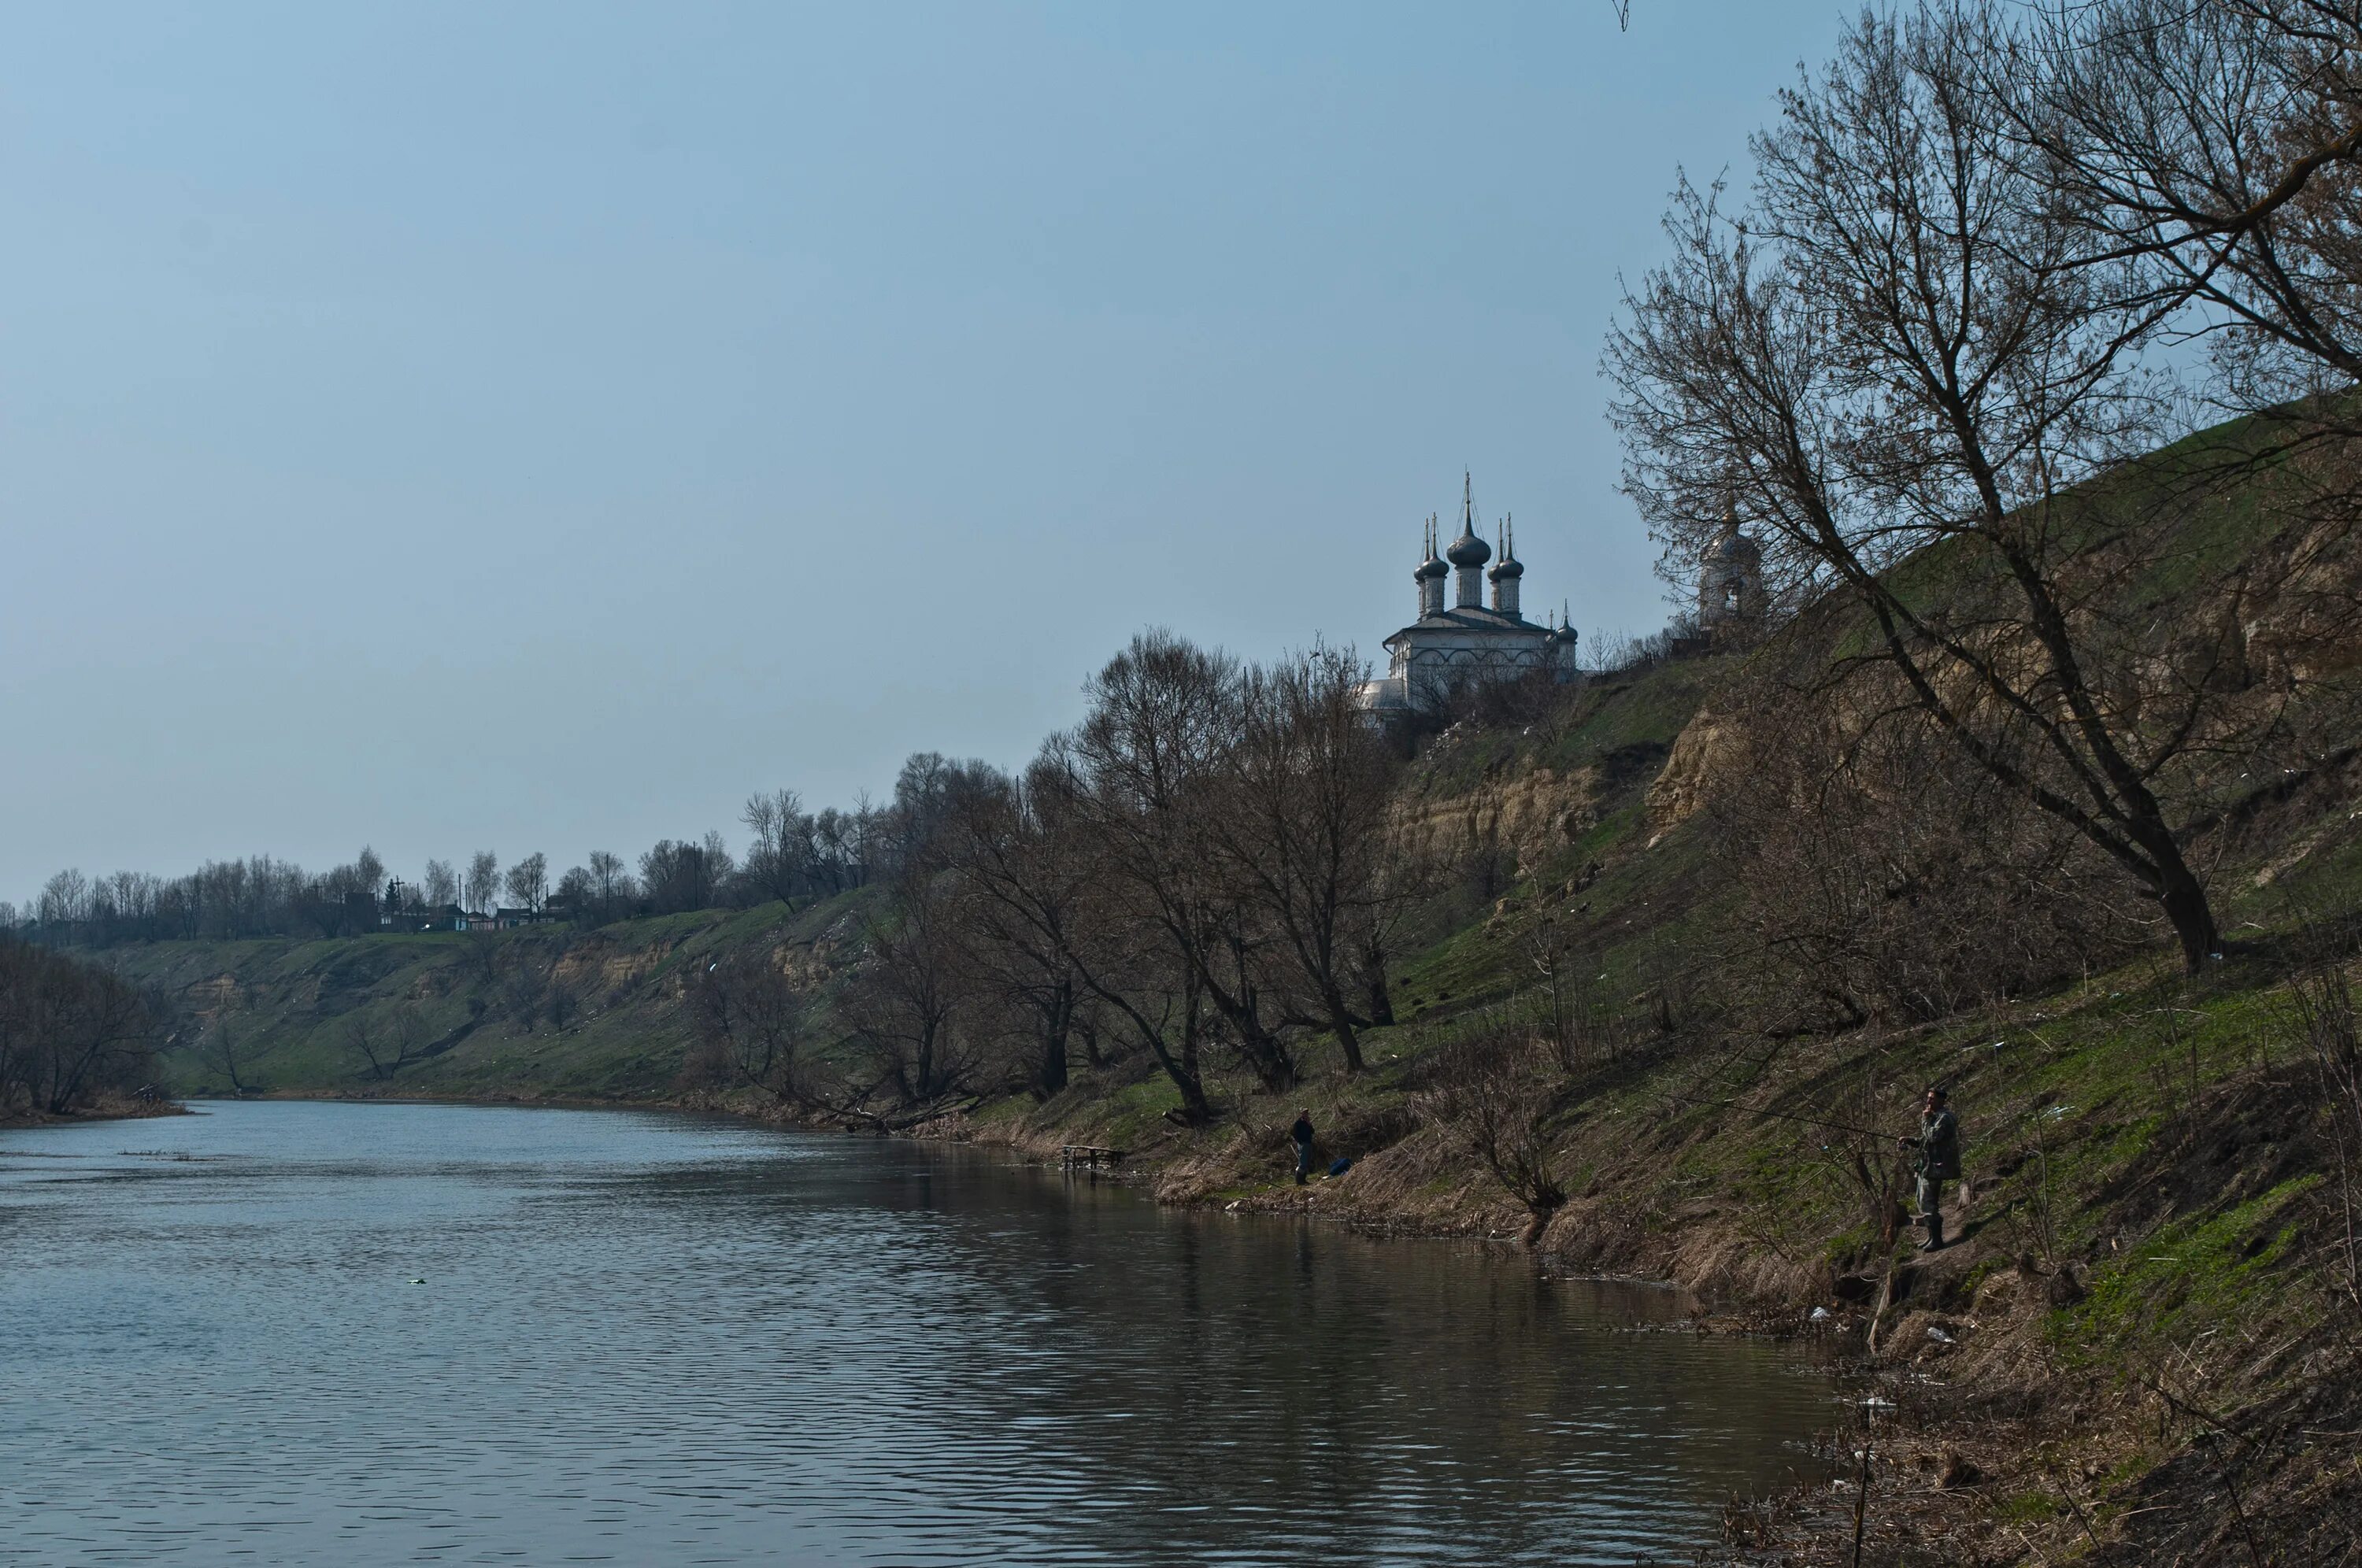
[1646,705,1740,834]
[1393,764,1602,880]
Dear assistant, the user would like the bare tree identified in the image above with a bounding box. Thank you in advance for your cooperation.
[1208,645,1405,1073]
[1070,631,1298,1093]
[741,789,808,907]
[465,851,499,916]
[1516,915,1637,1078]
[553,864,595,919]
[847,871,980,1109]
[940,761,1092,1100]
[345,1006,428,1082]
[39,867,91,930]
[1607,5,2231,971]
[202,1016,260,1096]
[640,838,726,914]
[503,852,548,914]
[545,968,582,1030]
[1027,733,1215,1122]
[421,859,460,908]
[1699,648,2149,1034]
[685,931,973,1130]
[2016,0,2362,402]
[0,941,157,1114]
[686,949,830,1113]
[587,850,632,921]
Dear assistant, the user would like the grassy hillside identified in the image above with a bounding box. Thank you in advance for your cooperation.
[117,892,878,1100]
[85,414,2362,1562]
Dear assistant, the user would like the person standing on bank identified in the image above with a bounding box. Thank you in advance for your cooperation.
[1290,1109,1315,1186]
[1900,1085,1962,1251]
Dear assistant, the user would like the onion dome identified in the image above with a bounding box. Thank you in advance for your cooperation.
[1709,521,1759,563]
[1548,603,1579,645]
[1415,516,1448,580]
[1445,471,1490,568]
[1709,495,1761,563]
[1487,516,1523,582]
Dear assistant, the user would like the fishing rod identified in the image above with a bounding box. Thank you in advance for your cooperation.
[1653,1088,1910,1144]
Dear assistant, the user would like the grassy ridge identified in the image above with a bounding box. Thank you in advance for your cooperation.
[120,893,877,1100]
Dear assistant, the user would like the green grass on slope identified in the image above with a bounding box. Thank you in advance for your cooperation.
[117,888,882,1100]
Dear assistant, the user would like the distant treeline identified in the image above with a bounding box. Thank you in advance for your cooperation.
[7,788,904,946]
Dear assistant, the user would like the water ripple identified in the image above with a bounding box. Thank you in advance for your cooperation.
[1,1101,1831,1565]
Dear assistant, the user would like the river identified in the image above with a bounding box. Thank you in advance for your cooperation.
[1,1100,1830,1565]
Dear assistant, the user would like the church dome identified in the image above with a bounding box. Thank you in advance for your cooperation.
[1445,473,1490,568]
[1415,516,1448,581]
[1549,619,1579,645]
[1709,517,1760,563]
[1488,555,1523,581]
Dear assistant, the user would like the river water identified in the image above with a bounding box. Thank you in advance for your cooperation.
[1,1100,1829,1566]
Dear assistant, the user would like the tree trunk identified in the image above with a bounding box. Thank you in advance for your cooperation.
[1198,937,1296,1091]
[1324,982,1368,1074]
[1079,974,1212,1124]
[1361,937,1396,1027]
[2160,862,2221,975]
[1036,984,1072,1100]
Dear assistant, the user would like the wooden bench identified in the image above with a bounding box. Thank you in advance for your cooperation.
[1060,1145,1126,1169]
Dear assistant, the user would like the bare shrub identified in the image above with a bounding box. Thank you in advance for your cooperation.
[501,966,545,1031]
[344,1004,428,1082]
[545,974,580,1033]
[1414,1022,1568,1245]
[1700,656,2149,1035]
[1517,919,1637,1078]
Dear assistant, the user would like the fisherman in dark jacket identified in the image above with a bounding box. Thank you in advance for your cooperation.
[1899,1085,1962,1251]
[1290,1110,1315,1186]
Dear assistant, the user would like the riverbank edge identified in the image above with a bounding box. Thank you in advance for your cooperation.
[1,1094,193,1132]
[202,1082,1843,1329]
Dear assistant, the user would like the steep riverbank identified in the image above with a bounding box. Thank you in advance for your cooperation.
[925,935,2362,1565]
[76,416,2362,1563]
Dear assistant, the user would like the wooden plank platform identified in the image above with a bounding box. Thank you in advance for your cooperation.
[1060,1145,1126,1169]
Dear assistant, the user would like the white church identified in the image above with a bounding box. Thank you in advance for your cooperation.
[1357,475,1581,715]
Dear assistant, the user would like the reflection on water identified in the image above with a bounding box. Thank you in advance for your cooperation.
[0,1101,1828,1565]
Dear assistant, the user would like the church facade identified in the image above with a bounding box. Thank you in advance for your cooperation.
[1357,476,1580,715]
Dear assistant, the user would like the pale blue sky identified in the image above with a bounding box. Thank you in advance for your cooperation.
[2,1,1853,897]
